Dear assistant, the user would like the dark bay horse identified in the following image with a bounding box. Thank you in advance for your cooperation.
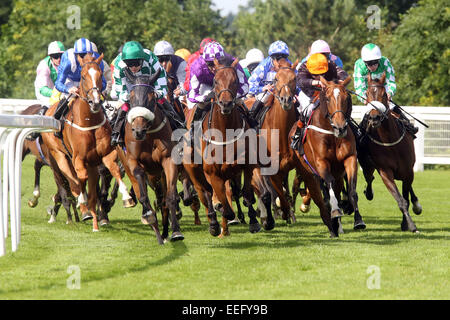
[182,57,274,238]
[42,53,134,231]
[116,70,184,244]
[358,73,421,232]
[301,76,366,232]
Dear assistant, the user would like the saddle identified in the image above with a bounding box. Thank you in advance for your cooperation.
[26,105,49,141]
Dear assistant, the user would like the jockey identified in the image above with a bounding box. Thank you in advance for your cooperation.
[299,39,344,69]
[53,38,107,137]
[175,48,191,62]
[354,43,418,134]
[183,37,216,94]
[247,40,292,122]
[111,40,183,147]
[34,41,65,106]
[240,48,265,79]
[109,44,124,101]
[154,40,187,99]
[290,53,348,151]
[187,42,249,142]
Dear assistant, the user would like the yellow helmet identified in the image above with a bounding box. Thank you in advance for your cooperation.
[175,48,191,61]
[306,53,329,75]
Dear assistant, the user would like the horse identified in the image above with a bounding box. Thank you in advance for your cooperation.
[116,70,184,244]
[300,76,366,232]
[182,57,274,238]
[357,73,421,232]
[41,53,134,231]
[253,57,338,236]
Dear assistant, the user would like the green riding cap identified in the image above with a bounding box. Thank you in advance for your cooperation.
[121,41,149,61]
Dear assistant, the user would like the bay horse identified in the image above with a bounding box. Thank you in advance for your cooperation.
[41,53,134,231]
[182,57,274,238]
[257,57,338,236]
[301,76,366,232]
[116,70,184,244]
[358,73,421,232]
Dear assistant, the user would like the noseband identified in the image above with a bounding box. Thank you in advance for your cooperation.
[80,61,103,107]
[273,67,295,105]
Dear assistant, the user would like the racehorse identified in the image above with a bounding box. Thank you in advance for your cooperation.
[301,76,366,231]
[116,70,184,244]
[41,53,134,231]
[182,57,274,238]
[358,73,421,232]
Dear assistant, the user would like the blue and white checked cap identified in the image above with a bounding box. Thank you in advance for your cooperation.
[268,40,290,57]
[202,42,224,62]
[74,38,94,54]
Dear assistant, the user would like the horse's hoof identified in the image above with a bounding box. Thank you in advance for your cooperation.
[170,232,185,241]
[48,215,56,224]
[141,211,156,225]
[354,220,366,230]
[413,202,422,215]
[263,218,275,231]
[223,211,235,221]
[81,213,93,221]
[331,209,343,219]
[99,219,110,226]
[28,199,38,208]
[92,228,99,232]
[275,197,281,208]
[364,188,373,201]
[66,219,73,225]
[300,204,310,213]
[176,211,183,220]
[249,223,261,233]
[123,198,136,208]
[227,219,240,226]
[209,223,221,237]
[213,202,223,212]
[182,196,194,207]
[194,218,202,225]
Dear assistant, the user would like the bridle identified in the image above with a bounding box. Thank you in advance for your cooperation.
[272,67,295,105]
[79,61,103,108]
[213,66,239,109]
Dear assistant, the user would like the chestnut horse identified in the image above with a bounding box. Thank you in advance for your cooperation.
[301,76,366,232]
[41,53,134,231]
[358,73,421,232]
[182,57,274,238]
[116,70,184,244]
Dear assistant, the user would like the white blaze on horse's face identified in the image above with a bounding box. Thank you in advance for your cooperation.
[88,68,101,105]
[333,88,340,104]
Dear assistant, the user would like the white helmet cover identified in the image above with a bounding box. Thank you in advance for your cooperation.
[361,43,382,61]
[154,40,174,56]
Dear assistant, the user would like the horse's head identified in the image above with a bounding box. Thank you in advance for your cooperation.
[273,58,298,110]
[319,76,352,138]
[213,57,240,115]
[77,53,104,113]
[367,73,389,129]
[125,69,160,141]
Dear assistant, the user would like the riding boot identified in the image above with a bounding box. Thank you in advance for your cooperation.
[27,106,49,140]
[392,105,418,135]
[248,100,264,128]
[189,106,207,146]
[160,100,185,130]
[110,108,128,147]
[53,97,69,138]
[290,122,304,155]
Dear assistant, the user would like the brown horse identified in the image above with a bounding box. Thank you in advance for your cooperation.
[301,76,366,232]
[41,53,134,231]
[358,73,421,232]
[116,70,184,244]
[182,57,274,237]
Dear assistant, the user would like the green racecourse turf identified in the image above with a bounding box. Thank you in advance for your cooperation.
[0,156,448,300]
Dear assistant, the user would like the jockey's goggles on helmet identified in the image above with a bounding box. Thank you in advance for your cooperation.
[365,59,379,67]
[125,59,143,68]
[247,62,259,74]
[271,54,288,61]
[50,53,63,60]
[157,55,171,63]
[206,61,215,68]
[77,53,87,59]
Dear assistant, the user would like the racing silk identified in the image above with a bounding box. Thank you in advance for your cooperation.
[35,56,58,102]
[55,49,106,94]
[187,54,248,104]
[248,56,293,96]
[296,60,348,99]
[300,53,343,69]
[353,56,396,103]
[113,48,168,103]
[183,50,201,92]
[167,54,187,88]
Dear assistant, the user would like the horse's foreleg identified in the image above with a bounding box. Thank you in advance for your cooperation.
[230,177,245,224]
[269,173,291,223]
[86,165,100,232]
[162,159,184,242]
[247,168,273,232]
[208,175,234,237]
[344,157,366,230]
[409,185,422,215]
[28,159,45,208]
[379,169,418,233]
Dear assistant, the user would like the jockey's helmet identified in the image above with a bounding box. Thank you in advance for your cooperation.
[202,42,224,62]
[306,53,329,75]
[175,48,191,61]
[241,48,264,69]
[122,41,147,61]
[74,38,94,54]
[361,43,382,62]
[268,41,290,58]
[199,38,215,54]
[48,41,65,56]
[310,40,331,55]
[154,40,175,56]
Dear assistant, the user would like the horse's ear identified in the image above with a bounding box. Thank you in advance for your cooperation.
[166,59,173,73]
[380,72,386,84]
[340,76,352,87]
[292,59,299,70]
[368,72,373,83]
[95,53,104,65]
[231,58,239,68]
[124,68,137,85]
[76,54,84,65]
[214,58,220,68]
[319,76,330,87]
[149,68,161,85]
